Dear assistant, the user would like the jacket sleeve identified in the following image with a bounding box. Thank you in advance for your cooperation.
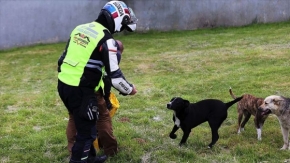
[57,39,70,72]
[100,38,134,95]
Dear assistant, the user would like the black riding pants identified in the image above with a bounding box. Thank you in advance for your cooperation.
[58,80,98,163]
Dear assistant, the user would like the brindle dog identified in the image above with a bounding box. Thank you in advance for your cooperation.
[229,88,268,140]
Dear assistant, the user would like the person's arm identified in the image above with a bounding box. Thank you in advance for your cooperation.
[57,38,70,72]
[100,39,136,95]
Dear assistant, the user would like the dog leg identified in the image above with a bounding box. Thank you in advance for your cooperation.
[254,117,263,140]
[238,111,251,134]
[169,125,179,139]
[240,111,251,131]
[208,119,222,148]
[237,113,243,134]
[256,128,262,140]
[179,129,191,146]
[208,129,219,148]
[280,127,289,150]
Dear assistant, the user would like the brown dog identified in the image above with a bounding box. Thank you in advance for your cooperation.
[229,88,268,140]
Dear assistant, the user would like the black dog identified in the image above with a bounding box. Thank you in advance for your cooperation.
[167,96,243,148]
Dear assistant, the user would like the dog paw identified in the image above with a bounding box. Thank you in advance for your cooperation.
[207,144,213,149]
[169,134,177,139]
[237,128,245,134]
[280,146,288,150]
[280,143,290,150]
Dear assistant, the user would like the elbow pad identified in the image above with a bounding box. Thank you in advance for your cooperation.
[111,77,133,95]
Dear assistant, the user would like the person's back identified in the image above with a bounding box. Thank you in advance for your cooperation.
[58,22,110,88]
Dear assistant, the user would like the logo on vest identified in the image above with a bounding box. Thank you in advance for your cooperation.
[73,33,90,48]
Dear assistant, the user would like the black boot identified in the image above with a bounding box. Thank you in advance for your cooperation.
[87,155,107,163]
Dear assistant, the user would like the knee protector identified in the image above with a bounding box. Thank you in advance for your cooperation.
[80,97,99,121]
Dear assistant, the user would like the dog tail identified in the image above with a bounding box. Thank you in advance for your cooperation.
[229,87,237,99]
[226,95,243,109]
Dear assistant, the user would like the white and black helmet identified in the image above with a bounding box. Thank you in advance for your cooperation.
[102,1,138,33]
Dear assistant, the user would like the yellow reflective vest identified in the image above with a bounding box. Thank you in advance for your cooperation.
[58,22,108,91]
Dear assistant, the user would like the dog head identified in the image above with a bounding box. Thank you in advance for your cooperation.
[258,95,285,116]
[167,97,190,111]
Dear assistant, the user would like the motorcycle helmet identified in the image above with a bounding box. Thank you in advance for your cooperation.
[101,1,138,33]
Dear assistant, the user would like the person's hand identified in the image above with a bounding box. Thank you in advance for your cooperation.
[105,98,113,110]
[129,85,137,95]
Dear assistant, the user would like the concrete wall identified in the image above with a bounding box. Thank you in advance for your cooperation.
[1,0,290,49]
[134,0,290,31]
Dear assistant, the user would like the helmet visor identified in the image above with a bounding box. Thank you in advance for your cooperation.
[128,7,138,24]
[123,7,138,32]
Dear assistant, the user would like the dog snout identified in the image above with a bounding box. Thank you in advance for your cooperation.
[167,103,171,109]
[258,106,266,111]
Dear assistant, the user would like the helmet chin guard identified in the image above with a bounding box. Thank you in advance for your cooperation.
[102,1,138,33]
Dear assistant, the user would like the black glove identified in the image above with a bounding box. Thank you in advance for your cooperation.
[119,92,128,96]
[104,96,113,110]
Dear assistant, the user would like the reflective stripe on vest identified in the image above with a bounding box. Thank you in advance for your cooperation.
[86,59,104,72]
[95,67,105,92]
[58,22,107,89]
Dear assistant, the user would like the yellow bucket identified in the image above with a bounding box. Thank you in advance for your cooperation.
[93,92,120,151]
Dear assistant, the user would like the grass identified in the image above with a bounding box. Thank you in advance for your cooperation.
[0,21,290,163]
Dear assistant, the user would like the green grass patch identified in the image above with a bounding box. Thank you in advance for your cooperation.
[1,21,290,162]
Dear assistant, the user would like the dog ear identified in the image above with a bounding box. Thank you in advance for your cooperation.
[183,100,190,108]
[273,98,283,105]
